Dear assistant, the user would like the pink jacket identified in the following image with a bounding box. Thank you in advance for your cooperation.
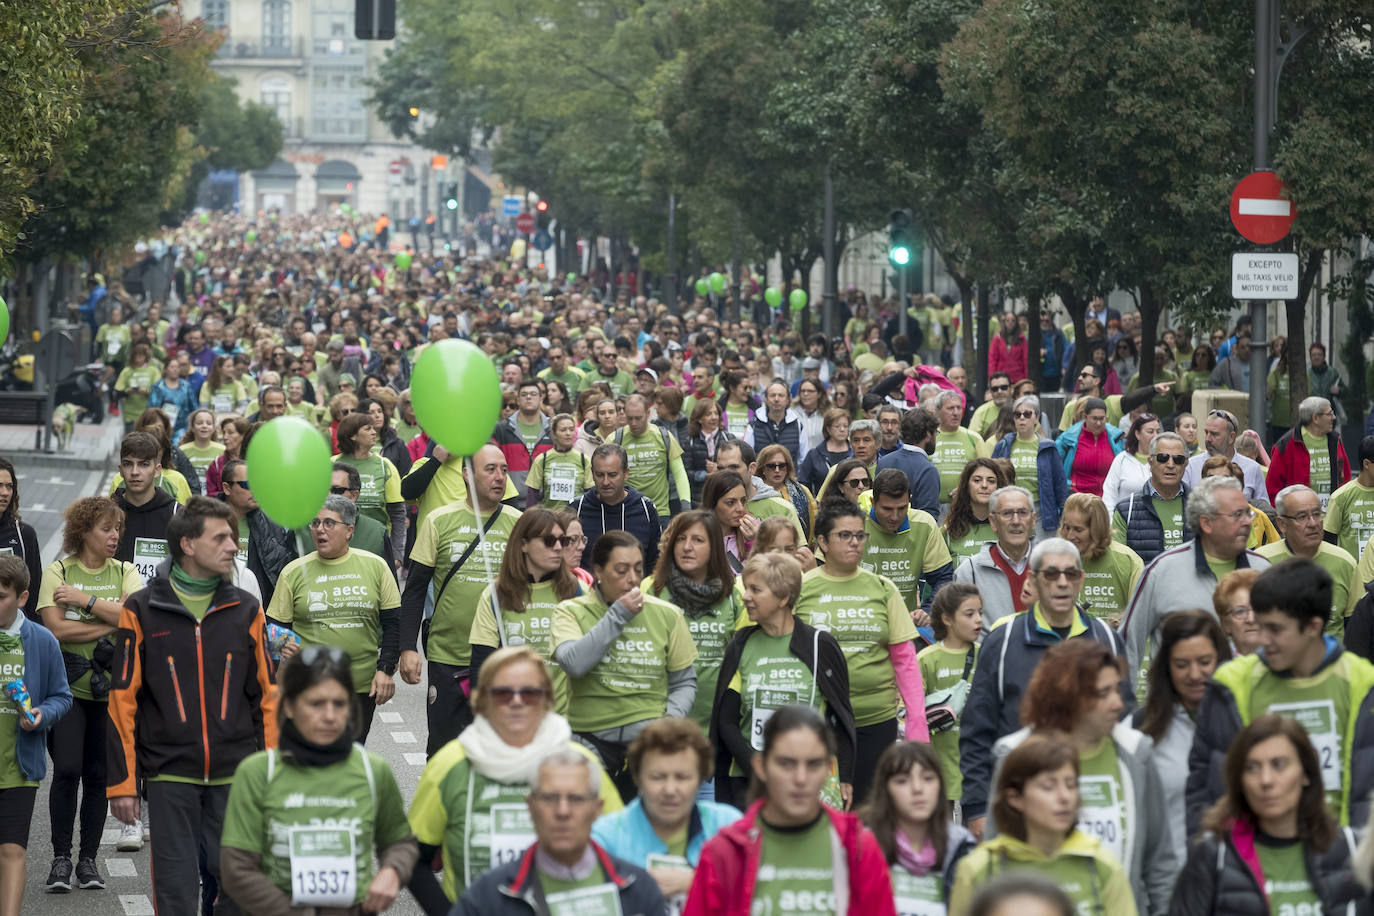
[684,800,896,916]
[989,334,1028,383]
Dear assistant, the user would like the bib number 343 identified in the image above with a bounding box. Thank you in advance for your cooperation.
[289,825,357,907]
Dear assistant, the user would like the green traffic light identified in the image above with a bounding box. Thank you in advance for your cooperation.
[445,199,458,210]
[890,246,911,266]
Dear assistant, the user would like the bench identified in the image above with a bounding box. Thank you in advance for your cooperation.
[0,392,50,450]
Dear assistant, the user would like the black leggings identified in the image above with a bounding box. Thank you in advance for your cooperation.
[47,696,107,860]
[852,717,899,807]
[357,692,377,744]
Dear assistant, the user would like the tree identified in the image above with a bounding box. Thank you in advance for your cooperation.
[176,74,284,216]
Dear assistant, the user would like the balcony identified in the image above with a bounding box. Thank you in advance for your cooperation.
[215,36,306,63]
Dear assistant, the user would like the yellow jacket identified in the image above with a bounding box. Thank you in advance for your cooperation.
[949,832,1137,916]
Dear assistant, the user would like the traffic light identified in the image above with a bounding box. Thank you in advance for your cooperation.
[889,208,914,269]
[355,0,396,39]
[535,200,548,212]
[445,183,458,211]
[408,106,419,119]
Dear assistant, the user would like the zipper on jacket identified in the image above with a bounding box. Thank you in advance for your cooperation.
[166,657,187,723]
[220,653,232,720]
[195,623,211,782]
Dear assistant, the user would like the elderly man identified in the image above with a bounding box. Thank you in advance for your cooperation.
[1258,484,1360,639]
[931,389,986,505]
[452,749,665,916]
[1112,431,1192,563]
[1268,396,1352,507]
[1120,475,1271,676]
[958,537,1130,840]
[953,485,1036,628]
[1181,409,1269,500]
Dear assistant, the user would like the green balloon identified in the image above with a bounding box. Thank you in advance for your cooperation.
[195,250,206,264]
[764,287,782,308]
[410,339,502,455]
[245,230,257,243]
[566,272,577,284]
[694,278,709,297]
[198,213,209,225]
[0,296,9,343]
[245,417,331,530]
[395,251,413,271]
[709,271,726,293]
[789,289,808,311]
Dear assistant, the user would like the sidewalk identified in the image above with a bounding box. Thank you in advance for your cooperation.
[0,413,123,471]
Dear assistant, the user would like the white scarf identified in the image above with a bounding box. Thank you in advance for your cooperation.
[457,711,574,784]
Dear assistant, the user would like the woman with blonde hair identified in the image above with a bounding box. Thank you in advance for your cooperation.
[755,443,817,540]
[1213,568,1262,656]
[752,514,819,569]
[1056,493,1144,626]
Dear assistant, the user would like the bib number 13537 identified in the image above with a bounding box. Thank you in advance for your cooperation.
[289,825,357,907]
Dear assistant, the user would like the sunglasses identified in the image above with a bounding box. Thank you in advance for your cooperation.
[1012,411,1036,419]
[298,645,350,668]
[1037,567,1084,582]
[539,535,574,549]
[1153,454,1188,466]
[844,478,871,490]
[229,479,251,490]
[487,686,548,705]
[329,485,353,495]
[763,461,788,471]
[989,384,1010,392]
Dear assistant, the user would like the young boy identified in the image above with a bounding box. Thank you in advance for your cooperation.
[0,555,72,915]
[917,582,983,810]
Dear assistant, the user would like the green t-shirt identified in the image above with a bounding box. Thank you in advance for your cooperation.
[181,441,226,478]
[1078,543,1144,621]
[1325,479,1374,562]
[932,430,983,503]
[268,549,401,693]
[236,516,250,564]
[722,403,752,439]
[1304,429,1332,498]
[526,449,592,507]
[1254,835,1320,916]
[618,426,684,517]
[220,747,411,908]
[945,520,994,565]
[200,381,247,414]
[1009,438,1040,506]
[410,504,521,666]
[1111,492,1185,553]
[0,630,35,789]
[752,816,837,916]
[1204,552,1237,585]
[795,566,917,726]
[726,630,824,775]
[917,642,975,800]
[1257,540,1359,640]
[115,364,161,423]
[551,591,699,732]
[646,579,744,734]
[537,366,586,397]
[1248,660,1352,810]
[891,863,945,916]
[335,454,401,530]
[516,419,543,452]
[37,557,142,701]
[1076,737,1126,864]
[97,324,132,363]
[469,580,570,714]
[171,583,213,621]
[862,509,954,612]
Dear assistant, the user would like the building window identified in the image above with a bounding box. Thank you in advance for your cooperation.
[262,0,291,55]
[204,0,229,31]
[260,77,292,130]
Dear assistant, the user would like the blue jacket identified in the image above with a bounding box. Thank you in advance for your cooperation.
[875,445,941,518]
[991,434,1070,532]
[10,617,73,782]
[1040,327,1067,381]
[147,380,200,439]
[591,798,742,868]
[1055,421,1125,488]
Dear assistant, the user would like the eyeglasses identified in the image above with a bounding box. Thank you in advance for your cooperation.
[329,485,353,495]
[843,478,871,491]
[1280,511,1324,525]
[1078,371,1095,379]
[229,479,251,490]
[996,508,1032,520]
[298,645,349,668]
[309,517,345,530]
[539,535,574,549]
[487,685,548,705]
[1012,411,1036,420]
[763,461,789,472]
[1209,509,1252,523]
[530,791,598,807]
[989,384,1010,392]
[1228,604,1255,619]
[830,530,868,543]
[1037,567,1083,582]
[1153,454,1188,466]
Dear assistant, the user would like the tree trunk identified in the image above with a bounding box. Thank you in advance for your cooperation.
[1027,292,1042,386]
[1138,283,1159,388]
[975,284,991,400]
[1285,248,1325,424]
[1057,285,1088,378]
[957,278,975,372]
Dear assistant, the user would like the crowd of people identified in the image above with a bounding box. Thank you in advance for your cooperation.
[5,208,1374,916]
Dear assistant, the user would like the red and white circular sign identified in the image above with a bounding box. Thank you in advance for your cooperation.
[1230,171,1295,245]
[515,212,536,234]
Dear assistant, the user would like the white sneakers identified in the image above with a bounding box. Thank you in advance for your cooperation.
[116,820,143,852]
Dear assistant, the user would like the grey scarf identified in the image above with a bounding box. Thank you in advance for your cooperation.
[668,565,726,619]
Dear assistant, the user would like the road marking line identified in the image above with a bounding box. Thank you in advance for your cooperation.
[102,827,123,846]
[1238,198,1290,216]
[404,752,428,766]
[391,731,417,744]
[378,711,403,724]
[120,894,155,915]
[106,858,138,877]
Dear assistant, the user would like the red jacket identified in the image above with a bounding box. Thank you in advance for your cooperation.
[683,799,896,916]
[1266,426,1351,503]
[989,334,1028,383]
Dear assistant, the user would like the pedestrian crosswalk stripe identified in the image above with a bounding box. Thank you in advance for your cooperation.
[119,895,154,915]
[404,752,427,766]
[391,731,417,744]
[106,858,138,877]
[379,711,403,724]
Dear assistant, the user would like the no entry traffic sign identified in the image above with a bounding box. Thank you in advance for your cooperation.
[515,212,536,234]
[1230,171,1295,245]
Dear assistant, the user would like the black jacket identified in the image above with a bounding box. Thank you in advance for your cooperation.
[113,488,179,567]
[1347,583,1374,661]
[1169,825,1368,916]
[654,414,689,452]
[710,617,856,808]
[797,445,851,497]
[571,485,661,572]
[171,446,202,495]
[0,517,43,621]
[451,841,666,916]
[1114,482,1192,565]
[244,508,297,606]
[683,428,735,505]
[380,426,413,477]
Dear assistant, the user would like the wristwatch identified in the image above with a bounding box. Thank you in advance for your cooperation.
[85,595,97,612]
[380,662,397,677]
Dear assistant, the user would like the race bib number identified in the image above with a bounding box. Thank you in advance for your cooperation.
[548,467,577,503]
[488,803,536,867]
[0,549,12,557]
[161,404,179,425]
[288,825,356,907]
[751,686,799,751]
[212,394,233,414]
[646,855,690,916]
[1076,775,1125,863]
[107,339,121,358]
[544,882,624,916]
[133,538,168,581]
[1268,699,1341,793]
[891,867,945,916]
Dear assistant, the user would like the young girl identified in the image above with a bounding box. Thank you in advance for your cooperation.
[861,742,976,916]
[918,584,982,809]
[178,409,226,484]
